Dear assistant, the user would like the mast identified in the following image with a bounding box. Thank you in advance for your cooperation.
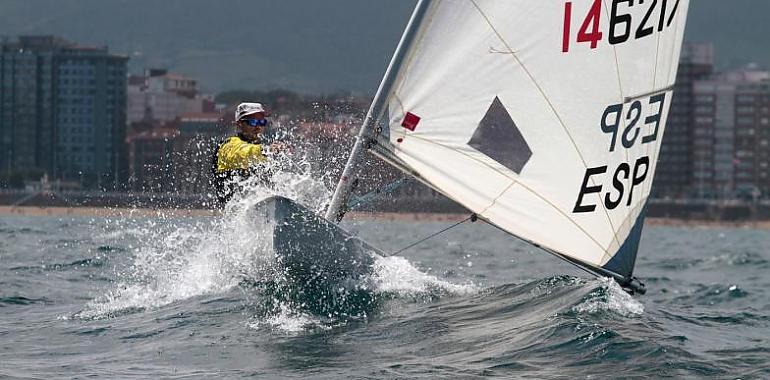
[325,0,434,222]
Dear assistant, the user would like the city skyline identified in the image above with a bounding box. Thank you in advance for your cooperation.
[656,43,770,200]
[2,32,770,205]
[0,0,768,94]
[0,36,127,188]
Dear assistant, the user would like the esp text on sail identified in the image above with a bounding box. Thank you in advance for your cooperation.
[573,93,666,213]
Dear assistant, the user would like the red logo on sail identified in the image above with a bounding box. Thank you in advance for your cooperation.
[401,112,421,131]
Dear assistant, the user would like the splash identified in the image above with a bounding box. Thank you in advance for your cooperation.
[243,256,478,333]
[79,150,473,326]
[572,277,645,317]
[223,150,333,215]
[247,303,328,333]
[370,255,478,296]
[79,152,331,320]
[78,218,271,319]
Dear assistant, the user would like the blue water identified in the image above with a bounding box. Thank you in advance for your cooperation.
[1,210,769,379]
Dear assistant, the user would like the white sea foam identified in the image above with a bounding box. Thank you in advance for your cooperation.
[96,227,148,241]
[245,255,478,333]
[572,277,644,317]
[80,151,474,327]
[247,304,328,333]
[80,153,332,320]
[370,255,478,296]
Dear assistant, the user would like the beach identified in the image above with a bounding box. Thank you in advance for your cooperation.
[3,205,770,229]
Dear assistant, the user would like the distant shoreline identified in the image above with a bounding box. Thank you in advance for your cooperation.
[0,205,465,222]
[2,205,770,229]
[0,205,219,218]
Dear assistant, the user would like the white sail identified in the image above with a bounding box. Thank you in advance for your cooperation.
[376,0,691,281]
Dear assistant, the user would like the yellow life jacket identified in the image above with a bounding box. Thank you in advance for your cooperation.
[211,136,268,205]
[215,136,267,173]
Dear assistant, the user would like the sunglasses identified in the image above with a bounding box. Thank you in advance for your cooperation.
[242,118,268,127]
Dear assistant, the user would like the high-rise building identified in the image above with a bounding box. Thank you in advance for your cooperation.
[0,36,128,188]
[692,65,770,199]
[0,36,61,182]
[737,79,770,196]
[654,43,714,199]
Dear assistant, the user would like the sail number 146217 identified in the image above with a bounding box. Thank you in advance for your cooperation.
[562,0,681,53]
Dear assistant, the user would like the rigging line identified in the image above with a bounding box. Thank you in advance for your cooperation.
[406,134,611,256]
[375,149,487,229]
[369,145,467,218]
[368,144,450,200]
[388,214,476,257]
[347,177,410,211]
[403,133,611,256]
[476,215,601,280]
[469,0,624,251]
[372,142,474,219]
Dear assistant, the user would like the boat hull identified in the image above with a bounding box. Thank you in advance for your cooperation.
[249,196,377,284]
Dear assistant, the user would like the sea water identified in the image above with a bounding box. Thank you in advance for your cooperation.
[1,161,769,378]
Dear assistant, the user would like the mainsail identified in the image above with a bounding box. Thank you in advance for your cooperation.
[328,0,691,293]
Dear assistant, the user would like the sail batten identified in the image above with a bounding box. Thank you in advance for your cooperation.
[366,0,690,289]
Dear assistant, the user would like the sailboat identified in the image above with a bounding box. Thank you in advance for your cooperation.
[253,0,691,295]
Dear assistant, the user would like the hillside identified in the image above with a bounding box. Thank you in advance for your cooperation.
[0,0,767,94]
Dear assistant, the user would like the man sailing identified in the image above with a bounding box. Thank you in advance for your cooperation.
[212,102,284,205]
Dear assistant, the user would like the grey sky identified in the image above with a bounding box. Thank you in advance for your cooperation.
[0,0,766,94]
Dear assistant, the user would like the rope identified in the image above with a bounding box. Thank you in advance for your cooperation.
[383,211,604,283]
[477,216,601,279]
[388,214,477,257]
[347,177,410,211]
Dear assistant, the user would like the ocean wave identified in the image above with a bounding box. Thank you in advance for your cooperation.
[370,255,478,297]
[0,296,51,307]
[655,251,769,271]
[9,257,107,272]
[571,278,645,317]
[660,308,770,327]
[247,303,328,333]
[75,161,483,327]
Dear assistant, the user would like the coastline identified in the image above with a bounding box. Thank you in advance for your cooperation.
[2,205,770,229]
[0,206,219,219]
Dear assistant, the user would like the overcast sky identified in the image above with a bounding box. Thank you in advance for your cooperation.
[1,0,767,94]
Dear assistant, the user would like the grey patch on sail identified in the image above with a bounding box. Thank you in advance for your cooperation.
[468,97,532,174]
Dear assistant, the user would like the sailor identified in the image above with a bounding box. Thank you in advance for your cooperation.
[211,102,284,205]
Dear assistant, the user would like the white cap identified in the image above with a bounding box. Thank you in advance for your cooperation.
[235,102,266,120]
